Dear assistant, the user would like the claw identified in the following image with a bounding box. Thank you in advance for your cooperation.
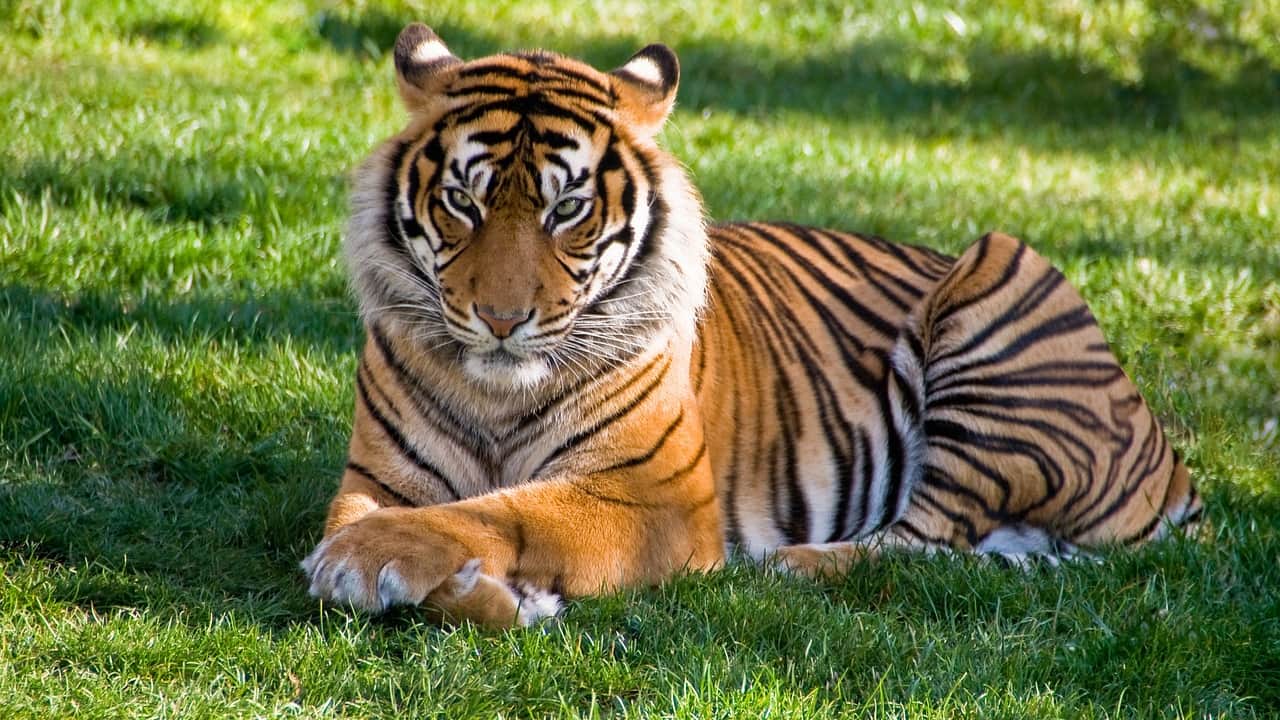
[447,559,483,597]
[375,560,418,610]
[513,583,563,626]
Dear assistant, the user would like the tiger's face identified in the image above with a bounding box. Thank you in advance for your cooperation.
[348,25,706,390]
[416,107,641,386]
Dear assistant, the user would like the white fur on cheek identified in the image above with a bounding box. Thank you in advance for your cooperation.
[411,237,433,266]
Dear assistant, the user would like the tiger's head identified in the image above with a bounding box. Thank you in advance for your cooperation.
[347,24,708,390]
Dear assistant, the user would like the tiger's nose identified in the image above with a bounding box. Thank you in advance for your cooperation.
[474,304,533,338]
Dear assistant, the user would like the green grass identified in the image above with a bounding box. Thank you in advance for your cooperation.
[2,1,1277,717]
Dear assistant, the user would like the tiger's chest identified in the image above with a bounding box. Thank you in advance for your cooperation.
[390,402,584,500]
[383,343,684,504]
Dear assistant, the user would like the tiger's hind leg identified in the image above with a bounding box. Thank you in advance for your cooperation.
[770,522,1087,577]
[890,232,1201,555]
[770,530,932,579]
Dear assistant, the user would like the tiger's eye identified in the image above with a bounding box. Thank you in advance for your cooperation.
[447,188,473,208]
[554,197,583,218]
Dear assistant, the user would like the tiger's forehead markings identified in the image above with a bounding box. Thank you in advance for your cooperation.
[442,93,602,135]
[454,52,613,99]
[434,105,594,202]
[440,53,616,132]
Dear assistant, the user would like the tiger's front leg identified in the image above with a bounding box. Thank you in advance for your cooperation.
[302,407,723,627]
[301,502,556,627]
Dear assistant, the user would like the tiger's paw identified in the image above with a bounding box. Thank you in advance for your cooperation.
[512,582,563,627]
[427,560,563,628]
[300,509,561,627]
[300,507,471,613]
[769,541,880,580]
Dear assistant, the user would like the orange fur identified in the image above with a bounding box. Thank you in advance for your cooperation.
[301,27,1199,627]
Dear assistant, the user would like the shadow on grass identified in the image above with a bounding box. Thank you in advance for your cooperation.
[312,8,1280,149]
[669,39,1280,133]
[312,8,505,61]
[0,284,362,357]
[0,280,360,614]
[1,153,346,228]
[127,14,223,49]
[0,348,342,626]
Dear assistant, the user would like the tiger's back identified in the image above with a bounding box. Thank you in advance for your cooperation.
[697,223,1200,567]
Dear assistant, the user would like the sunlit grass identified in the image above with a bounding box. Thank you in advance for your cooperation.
[2,1,1277,717]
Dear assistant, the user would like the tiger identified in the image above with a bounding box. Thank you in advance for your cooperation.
[300,23,1202,627]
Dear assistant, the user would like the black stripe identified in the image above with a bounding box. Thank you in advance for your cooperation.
[446,82,518,98]
[928,400,1097,478]
[914,475,982,545]
[930,360,1123,394]
[542,357,673,465]
[369,324,495,457]
[538,128,581,150]
[784,224,923,310]
[927,419,1064,515]
[747,224,901,338]
[773,374,810,544]
[654,443,709,487]
[457,60,612,97]
[355,371,462,501]
[932,265,1064,365]
[467,128,519,146]
[892,518,951,546]
[357,362,402,422]
[932,234,1024,326]
[382,141,414,258]
[859,232,955,281]
[713,233,819,364]
[345,461,414,507]
[537,63,613,94]
[596,411,686,473]
[450,95,600,133]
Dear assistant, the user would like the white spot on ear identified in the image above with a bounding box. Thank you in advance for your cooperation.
[411,40,453,65]
[622,56,664,85]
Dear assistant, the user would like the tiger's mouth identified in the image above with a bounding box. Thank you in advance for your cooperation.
[461,345,553,389]
[479,347,530,365]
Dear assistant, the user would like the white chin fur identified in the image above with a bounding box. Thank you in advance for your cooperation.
[463,352,552,389]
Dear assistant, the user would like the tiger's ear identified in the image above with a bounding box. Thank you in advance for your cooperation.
[394,23,462,113]
[609,44,680,139]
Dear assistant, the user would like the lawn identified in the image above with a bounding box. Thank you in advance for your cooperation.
[1,0,1278,717]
